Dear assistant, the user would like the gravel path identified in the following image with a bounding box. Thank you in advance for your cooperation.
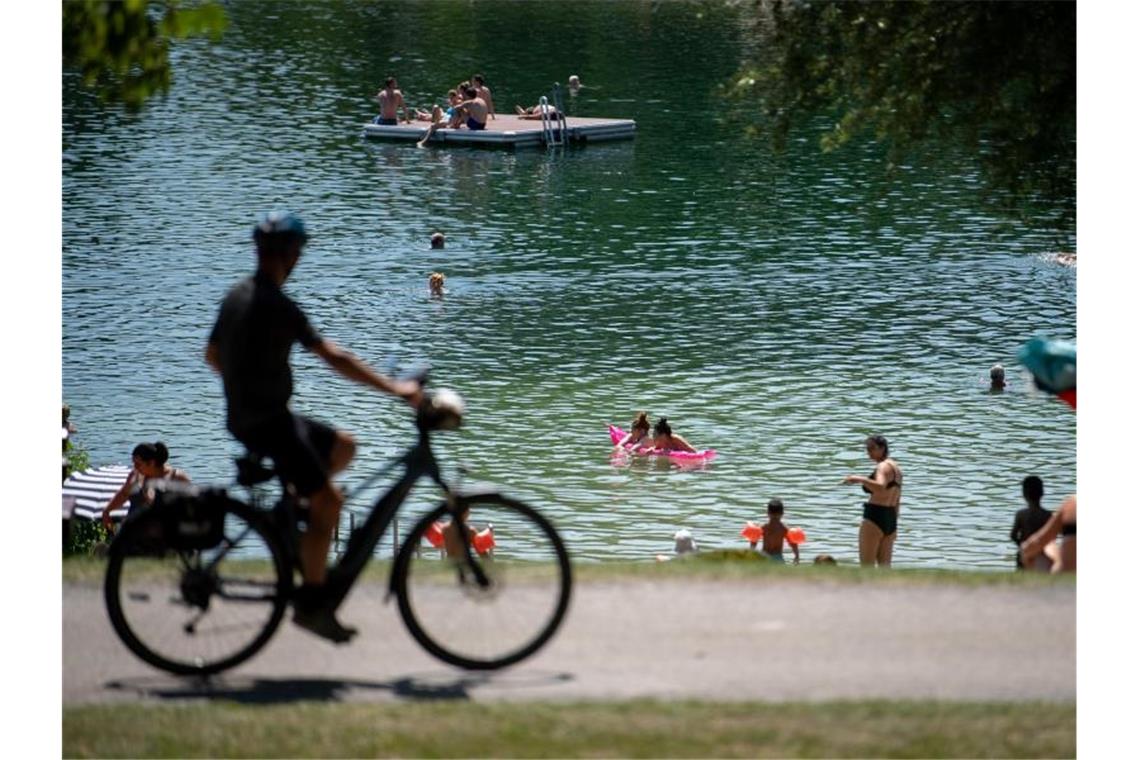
[64,577,1074,705]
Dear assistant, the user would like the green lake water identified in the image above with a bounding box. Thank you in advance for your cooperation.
[62,1,1075,568]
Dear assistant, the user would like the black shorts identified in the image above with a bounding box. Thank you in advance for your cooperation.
[232,413,337,497]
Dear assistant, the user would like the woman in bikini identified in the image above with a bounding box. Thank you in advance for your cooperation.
[650,417,697,454]
[615,411,652,450]
[101,441,191,531]
[843,435,902,567]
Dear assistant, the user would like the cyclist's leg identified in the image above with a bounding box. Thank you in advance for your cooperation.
[326,430,356,476]
[277,416,358,643]
[284,417,346,586]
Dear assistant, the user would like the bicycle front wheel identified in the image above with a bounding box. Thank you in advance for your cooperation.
[395,495,572,670]
[103,498,290,676]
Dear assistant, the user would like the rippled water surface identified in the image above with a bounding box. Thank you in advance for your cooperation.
[63,1,1075,568]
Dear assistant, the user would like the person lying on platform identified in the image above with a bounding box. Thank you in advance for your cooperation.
[373,77,411,125]
[514,102,561,120]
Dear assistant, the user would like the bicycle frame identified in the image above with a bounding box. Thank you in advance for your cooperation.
[320,431,448,610]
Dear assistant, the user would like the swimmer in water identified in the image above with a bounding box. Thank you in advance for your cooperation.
[650,417,697,453]
[990,363,1006,392]
[615,411,651,450]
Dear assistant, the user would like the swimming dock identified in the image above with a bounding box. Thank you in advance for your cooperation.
[362,114,636,148]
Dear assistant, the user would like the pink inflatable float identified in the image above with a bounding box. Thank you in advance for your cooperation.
[608,424,717,462]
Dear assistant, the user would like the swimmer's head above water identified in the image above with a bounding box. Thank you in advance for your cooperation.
[990,363,1006,390]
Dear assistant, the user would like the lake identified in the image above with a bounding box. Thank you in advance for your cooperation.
[62,0,1075,568]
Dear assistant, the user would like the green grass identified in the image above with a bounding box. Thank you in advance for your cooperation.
[64,553,1074,589]
[62,699,1075,758]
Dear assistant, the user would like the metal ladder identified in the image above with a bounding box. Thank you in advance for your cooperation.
[539,83,569,148]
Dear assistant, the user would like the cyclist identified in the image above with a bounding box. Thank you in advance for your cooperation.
[205,211,421,643]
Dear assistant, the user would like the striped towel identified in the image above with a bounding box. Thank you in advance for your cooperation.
[62,466,133,522]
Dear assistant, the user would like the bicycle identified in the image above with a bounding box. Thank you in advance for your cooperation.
[102,383,573,677]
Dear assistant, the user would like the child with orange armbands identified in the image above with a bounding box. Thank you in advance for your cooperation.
[751,498,801,564]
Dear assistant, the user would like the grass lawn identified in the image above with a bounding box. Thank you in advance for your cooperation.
[63,699,1075,758]
[63,552,1075,588]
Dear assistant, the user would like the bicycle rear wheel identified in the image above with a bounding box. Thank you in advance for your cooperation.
[395,495,572,670]
[103,498,290,676]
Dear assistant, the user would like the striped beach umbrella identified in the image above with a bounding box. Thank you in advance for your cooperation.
[62,466,133,522]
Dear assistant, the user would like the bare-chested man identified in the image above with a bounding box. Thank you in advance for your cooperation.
[472,74,495,120]
[374,77,410,125]
[453,85,487,131]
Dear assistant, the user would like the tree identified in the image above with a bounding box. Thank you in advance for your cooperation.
[62,0,227,108]
[728,1,1075,224]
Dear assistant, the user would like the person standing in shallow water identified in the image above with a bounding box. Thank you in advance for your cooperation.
[843,435,903,567]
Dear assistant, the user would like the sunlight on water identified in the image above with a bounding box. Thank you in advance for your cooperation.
[63,1,1074,569]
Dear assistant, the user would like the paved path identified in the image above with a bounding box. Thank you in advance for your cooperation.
[64,578,1074,705]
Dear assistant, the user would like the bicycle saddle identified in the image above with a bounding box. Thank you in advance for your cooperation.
[235,453,276,487]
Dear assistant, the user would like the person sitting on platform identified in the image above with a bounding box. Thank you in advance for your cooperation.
[472,73,496,120]
[373,76,411,125]
[452,85,488,131]
[416,90,467,148]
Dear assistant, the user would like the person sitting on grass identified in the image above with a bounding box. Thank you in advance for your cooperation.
[101,441,191,531]
[759,498,800,564]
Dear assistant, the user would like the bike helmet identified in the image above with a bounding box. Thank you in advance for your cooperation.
[253,211,308,245]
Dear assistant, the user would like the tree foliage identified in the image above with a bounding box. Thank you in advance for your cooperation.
[729,0,1075,222]
[62,0,227,108]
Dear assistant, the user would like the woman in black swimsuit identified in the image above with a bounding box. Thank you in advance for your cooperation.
[843,435,903,567]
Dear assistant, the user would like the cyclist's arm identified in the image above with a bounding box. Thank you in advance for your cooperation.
[308,339,421,406]
[205,341,221,374]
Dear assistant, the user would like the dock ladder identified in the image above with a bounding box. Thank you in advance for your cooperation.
[539,83,569,148]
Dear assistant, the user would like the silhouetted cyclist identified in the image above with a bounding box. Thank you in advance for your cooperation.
[206,211,421,642]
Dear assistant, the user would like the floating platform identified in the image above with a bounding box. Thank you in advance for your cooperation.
[362,114,636,148]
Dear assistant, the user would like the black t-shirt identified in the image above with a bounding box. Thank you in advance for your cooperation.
[208,271,321,434]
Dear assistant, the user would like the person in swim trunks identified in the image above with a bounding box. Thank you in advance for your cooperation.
[453,85,487,130]
[759,498,800,564]
[373,76,410,125]
[1010,476,1053,571]
[206,211,421,642]
[843,434,903,567]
